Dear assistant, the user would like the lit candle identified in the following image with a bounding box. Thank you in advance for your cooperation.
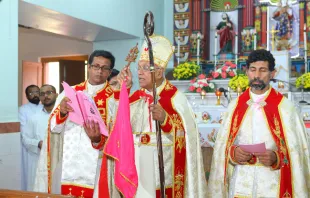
[235,32,238,64]
[177,33,181,65]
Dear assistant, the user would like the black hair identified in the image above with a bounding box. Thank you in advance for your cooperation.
[88,50,115,69]
[107,69,120,81]
[41,84,57,93]
[25,85,39,96]
[246,49,275,71]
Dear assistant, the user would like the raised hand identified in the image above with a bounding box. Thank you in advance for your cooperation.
[117,66,133,88]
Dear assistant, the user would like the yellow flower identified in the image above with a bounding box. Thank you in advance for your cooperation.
[173,61,200,80]
[229,74,249,91]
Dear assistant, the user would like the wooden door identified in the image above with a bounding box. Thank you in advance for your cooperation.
[22,61,43,105]
[59,60,86,92]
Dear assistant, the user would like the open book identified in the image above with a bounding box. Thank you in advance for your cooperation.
[62,81,109,137]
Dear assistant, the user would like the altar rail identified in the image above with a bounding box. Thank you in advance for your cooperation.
[0,189,72,198]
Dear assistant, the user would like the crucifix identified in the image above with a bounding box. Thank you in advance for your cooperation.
[125,43,139,67]
[269,25,279,51]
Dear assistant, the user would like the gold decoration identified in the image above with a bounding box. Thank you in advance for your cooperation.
[96,99,103,106]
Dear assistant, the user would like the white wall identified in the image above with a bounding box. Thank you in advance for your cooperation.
[0,133,21,190]
[23,0,165,38]
[0,0,20,190]
[18,27,93,105]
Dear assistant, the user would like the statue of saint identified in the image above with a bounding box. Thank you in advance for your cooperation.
[272,0,294,50]
[216,13,235,53]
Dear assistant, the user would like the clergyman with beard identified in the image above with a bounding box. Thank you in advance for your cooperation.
[19,84,43,190]
[21,84,58,191]
[208,49,310,197]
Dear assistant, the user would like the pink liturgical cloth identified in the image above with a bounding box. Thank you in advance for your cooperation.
[104,82,138,198]
[62,81,108,137]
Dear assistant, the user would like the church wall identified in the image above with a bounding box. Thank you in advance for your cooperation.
[18,27,93,105]
[0,0,21,190]
[93,0,174,88]
[23,0,165,39]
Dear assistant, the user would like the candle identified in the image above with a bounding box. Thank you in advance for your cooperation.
[214,32,218,70]
[235,32,238,64]
[304,24,307,51]
[304,24,308,73]
[197,32,201,66]
[254,30,257,50]
[177,33,181,65]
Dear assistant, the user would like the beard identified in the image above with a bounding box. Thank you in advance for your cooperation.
[249,78,267,90]
[29,97,40,105]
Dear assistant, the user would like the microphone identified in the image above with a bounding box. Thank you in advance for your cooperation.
[219,87,229,93]
[219,87,231,103]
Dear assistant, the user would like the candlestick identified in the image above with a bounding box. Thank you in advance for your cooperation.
[235,32,238,64]
[214,32,218,70]
[177,33,181,65]
[197,32,201,66]
[254,31,257,50]
[304,24,308,73]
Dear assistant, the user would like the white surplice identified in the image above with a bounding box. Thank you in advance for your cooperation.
[34,81,120,198]
[208,89,310,198]
[128,80,207,198]
[19,102,43,190]
[21,107,50,191]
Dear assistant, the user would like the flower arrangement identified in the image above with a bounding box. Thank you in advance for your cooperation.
[173,62,200,80]
[211,61,237,79]
[188,74,215,93]
[228,74,249,91]
[295,73,310,90]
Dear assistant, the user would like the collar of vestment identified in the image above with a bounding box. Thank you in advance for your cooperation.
[224,87,292,198]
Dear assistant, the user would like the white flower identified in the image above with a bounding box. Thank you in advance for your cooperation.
[216,68,222,73]
[193,82,199,88]
[209,83,215,89]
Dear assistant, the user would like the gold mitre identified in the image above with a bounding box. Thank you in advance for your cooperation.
[139,35,174,68]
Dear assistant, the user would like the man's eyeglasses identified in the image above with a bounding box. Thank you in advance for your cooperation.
[40,91,55,97]
[91,65,111,72]
[28,91,39,96]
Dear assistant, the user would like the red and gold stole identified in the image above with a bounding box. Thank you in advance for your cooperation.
[224,88,292,198]
[128,81,187,198]
[157,81,186,198]
[48,81,113,198]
